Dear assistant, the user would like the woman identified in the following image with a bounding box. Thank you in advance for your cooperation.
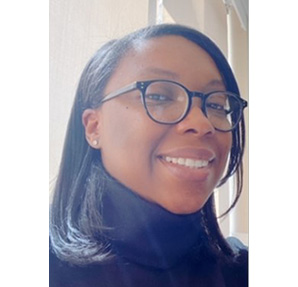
[50,24,248,286]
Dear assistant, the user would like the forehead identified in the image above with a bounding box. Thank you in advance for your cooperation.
[105,36,224,92]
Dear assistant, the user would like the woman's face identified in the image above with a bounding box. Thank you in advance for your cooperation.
[88,36,232,214]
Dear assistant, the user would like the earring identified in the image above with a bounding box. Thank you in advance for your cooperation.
[92,139,98,146]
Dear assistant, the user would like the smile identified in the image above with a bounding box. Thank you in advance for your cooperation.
[163,156,211,169]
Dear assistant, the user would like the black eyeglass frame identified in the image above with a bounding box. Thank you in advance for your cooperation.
[100,79,247,132]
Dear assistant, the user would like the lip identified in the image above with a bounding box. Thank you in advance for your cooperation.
[157,147,216,182]
[158,147,216,162]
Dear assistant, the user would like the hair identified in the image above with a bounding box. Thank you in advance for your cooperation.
[50,24,246,266]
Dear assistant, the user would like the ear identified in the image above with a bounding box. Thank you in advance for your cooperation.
[82,109,102,149]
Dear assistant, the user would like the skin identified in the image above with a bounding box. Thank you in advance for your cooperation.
[83,36,232,214]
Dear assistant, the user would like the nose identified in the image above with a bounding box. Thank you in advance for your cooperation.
[175,97,215,137]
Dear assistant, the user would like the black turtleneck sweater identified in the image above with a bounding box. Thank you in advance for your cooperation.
[50,173,248,287]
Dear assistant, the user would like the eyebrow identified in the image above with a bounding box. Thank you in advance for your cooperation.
[138,67,180,80]
[138,67,225,89]
[204,79,226,89]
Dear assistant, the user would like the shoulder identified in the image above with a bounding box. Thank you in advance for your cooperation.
[49,248,76,287]
[49,247,122,287]
[49,248,93,287]
[226,236,248,253]
[221,237,248,287]
[227,236,248,270]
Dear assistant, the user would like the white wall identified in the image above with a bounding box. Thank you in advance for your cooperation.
[50,0,150,185]
[227,6,248,243]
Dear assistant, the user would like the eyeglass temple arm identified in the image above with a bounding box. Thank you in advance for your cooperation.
[100,82,138,103]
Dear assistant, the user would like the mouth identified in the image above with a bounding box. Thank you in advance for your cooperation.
[157,148,216,181]
[162,156,212,169]
[158,155,214,182]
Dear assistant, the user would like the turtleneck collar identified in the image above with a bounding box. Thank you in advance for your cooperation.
[101,170,205,270]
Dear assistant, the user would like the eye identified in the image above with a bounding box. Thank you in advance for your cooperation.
[147,93,168,100]
[205,93,232,116]
[145,93,174,105]
[206,102,226,112]
[206,101,231,118]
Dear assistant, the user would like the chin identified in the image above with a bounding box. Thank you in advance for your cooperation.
[156,189,212,215]
[160,200,206,215]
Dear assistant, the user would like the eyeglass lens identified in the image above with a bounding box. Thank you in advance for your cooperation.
[143,81,242,131]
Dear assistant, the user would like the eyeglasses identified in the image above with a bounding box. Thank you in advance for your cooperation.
[100,79,247,132]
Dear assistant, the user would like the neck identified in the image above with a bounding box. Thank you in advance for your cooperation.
[101,170,205,269]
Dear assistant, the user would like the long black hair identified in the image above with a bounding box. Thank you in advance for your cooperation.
[50,24,246,266]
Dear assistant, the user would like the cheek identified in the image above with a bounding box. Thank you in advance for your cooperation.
[218,133,232,169]
[101,103,141,144]
[99,103,167,178]
[223,134,232,155]
[100,105,139,157]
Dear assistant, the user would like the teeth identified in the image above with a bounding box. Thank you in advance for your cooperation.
[164,156,210,169]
